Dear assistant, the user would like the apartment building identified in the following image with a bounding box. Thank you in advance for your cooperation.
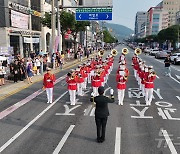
[146,7,169,36]
[134,12,148,38]
[162,0,180,26]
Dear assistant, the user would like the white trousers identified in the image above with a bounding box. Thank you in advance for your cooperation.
[88,73,91,83]
[77,83,83,96]
[118,89,125,105]
[93,87,99,97]
[142,84,145,96]
[134,70,137,78]
[46,88,53,103]
[83,77,87,89]
[145,88,153,105]
[69,90,76,105]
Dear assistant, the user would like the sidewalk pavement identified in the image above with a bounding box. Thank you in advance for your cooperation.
[0,54,96,101]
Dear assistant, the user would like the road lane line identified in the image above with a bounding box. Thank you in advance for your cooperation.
[52,125,75,154]
[0,91,68,153]
[0,75,66,120]
[169,75,180,84]
[114,127,121,154]
[161,129,178,154]
[176,96,180,101]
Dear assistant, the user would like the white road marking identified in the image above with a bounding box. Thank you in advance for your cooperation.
[84,105,93,116]
[161,129,178,154]
[175,74,180,80]
[0,75,66,120]
[176,96,180,101]
[169,75,180,84]
[55,105,81,116]
[104,87,111,95]
[0,91,68,153]
[114,127,121,154]
[52,125,75,154]
[89,107,95,116]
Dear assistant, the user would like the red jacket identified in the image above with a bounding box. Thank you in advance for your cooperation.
[43,73,56,88]
[116,74,127,89]
[66,77,77,90]
[145,75,156,88]
[92,75,101,87]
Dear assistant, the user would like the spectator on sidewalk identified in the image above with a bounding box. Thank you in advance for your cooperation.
[0,61,6,86]
[40,55,44,74]
[164,55,171,76]
[35,56,41,75]
[19,58,26,81]
[26,59,33,84]
[13,60,19,83]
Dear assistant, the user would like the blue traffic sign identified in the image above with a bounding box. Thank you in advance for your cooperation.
[76,12,112,21]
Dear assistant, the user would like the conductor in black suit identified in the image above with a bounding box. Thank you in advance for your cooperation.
[90,86,114,143]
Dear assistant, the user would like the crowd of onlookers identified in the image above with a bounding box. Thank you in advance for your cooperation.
[0,46,98,87]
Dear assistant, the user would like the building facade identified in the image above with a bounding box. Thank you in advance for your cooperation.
[134,12,148,38]
[0,0,42,57]
[176,11,180,24]
[146,7,169,36]
[162,0,180,26]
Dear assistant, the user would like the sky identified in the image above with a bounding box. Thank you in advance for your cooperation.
[109,0,162,30]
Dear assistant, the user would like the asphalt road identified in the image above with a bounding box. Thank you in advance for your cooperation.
[0,45,180,154]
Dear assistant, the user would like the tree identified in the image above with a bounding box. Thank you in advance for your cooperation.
[41,11,90,52]
[103,30,117,43]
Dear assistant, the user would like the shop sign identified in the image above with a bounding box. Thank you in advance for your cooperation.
[9,2,41,17]
[11,10,29,30]
[0,47,14,55]
[24,37,40,44]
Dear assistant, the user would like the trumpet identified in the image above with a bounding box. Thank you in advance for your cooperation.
[149,71,156,77]
[135,48,142,55]
[111,49,118,56]
[98,50,104,57]
[124,75,128,80]
[122,48,129,55]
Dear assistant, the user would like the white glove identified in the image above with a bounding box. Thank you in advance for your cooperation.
[110,89,114,95]
[91,92,94,97]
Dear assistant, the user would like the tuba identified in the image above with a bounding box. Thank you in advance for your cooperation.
[98,50,104,57]
[111,49,118,56]
[122,48,129,55]
[135,48,142,55]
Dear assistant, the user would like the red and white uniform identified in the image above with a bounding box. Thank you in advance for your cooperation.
[66,76,77,105]
[76,73,84,96]
[144,74,156,105]
[116,72,127,105]
[43,73,56,103]
[92,75,101,96]
[81,67,88,89]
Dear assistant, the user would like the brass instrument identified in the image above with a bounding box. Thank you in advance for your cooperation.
[98,50,104,57]
[135,48,142,55]
[124,75,128,80]
[149,71,156,77]
[122,48,129,55]
[111,49,118,57]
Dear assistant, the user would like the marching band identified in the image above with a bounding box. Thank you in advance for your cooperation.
[132,48,156,106]
[64,47,156,106]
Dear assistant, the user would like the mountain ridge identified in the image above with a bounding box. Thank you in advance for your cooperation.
[104,23,134,40]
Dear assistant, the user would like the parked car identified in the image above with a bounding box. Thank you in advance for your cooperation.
[149,49,160,56]
[173,54,180,65]
[170,53,180,64]
[155,51,168,59]
[144,47,151,53]
[163,50,171,55]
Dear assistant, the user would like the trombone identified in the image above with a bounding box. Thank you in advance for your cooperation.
[122,48,129,55]
[111,49,118,56]
[135,48,142,55]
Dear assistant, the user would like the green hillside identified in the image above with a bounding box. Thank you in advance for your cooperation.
[105,23,134,40]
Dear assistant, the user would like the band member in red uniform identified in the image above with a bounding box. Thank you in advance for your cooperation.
[66,70,77,105]
[43,68,56,104]
[76,68,84,96]
[116,69,128,105]
[144,67,156,105]
[92,68,102,97]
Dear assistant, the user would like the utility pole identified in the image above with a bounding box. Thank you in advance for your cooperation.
[57,0,62,54]
[51,0,56,54]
